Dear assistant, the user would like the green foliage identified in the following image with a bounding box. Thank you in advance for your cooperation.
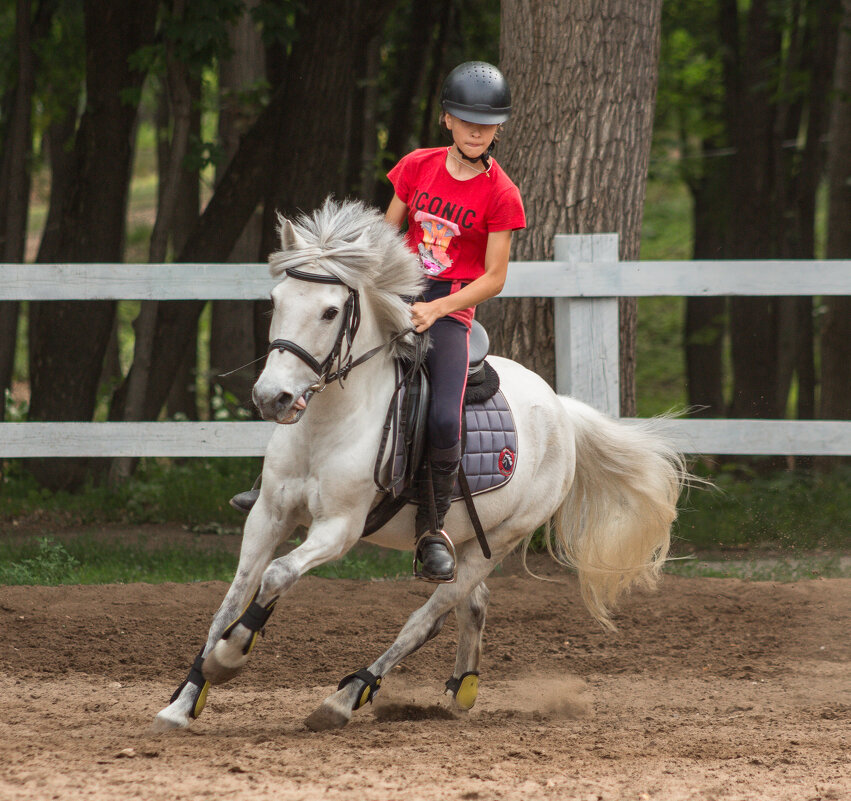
[3,456,847,585]
[210,384,252,420]
[3,388,28,421]
[675,466,851,551]
[636,175,693,417]
[251,0,299,48]
[31,1,86,129]
[655,0,726,172]
[0,457,262,527]
[0,537,80,585]
[165,0,245,69]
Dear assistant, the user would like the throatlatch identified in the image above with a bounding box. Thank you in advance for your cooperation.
[338,667,382,710]
[170,647,210,719]
[220,589,280,656]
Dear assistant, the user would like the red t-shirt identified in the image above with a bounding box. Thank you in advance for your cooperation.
[388,147,525,297]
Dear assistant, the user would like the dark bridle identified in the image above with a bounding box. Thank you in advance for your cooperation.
[267,266,417,394]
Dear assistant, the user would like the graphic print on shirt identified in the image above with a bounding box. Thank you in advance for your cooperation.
[414,210,460,276]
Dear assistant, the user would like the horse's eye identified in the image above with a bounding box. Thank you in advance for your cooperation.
[322,307,339,321]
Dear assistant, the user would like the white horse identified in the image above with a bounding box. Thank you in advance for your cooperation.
[152,198,685,732]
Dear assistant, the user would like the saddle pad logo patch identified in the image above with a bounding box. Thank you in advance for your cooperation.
[498,447,515,477]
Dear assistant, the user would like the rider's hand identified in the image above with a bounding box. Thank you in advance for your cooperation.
[410,300,444,332]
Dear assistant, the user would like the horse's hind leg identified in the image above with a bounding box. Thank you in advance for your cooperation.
[447,581,489,711]
[305,542,499,731]
[150,507,282,732]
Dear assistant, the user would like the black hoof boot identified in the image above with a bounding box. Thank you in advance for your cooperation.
[414,532,457,583]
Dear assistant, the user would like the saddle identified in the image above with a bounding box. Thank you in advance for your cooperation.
[362,320,517,549]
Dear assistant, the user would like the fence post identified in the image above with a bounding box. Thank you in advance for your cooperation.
[553,233,620,417]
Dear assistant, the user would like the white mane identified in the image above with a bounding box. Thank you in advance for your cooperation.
[268,198,425,359]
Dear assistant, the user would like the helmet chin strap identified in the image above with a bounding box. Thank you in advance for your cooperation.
[457,140,496,169]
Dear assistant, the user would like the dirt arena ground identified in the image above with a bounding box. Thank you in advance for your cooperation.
[1,557,848,801]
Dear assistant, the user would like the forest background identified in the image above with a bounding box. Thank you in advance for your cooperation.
[0,0,849,572]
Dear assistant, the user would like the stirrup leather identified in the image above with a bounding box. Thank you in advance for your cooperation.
[413,530,457,584]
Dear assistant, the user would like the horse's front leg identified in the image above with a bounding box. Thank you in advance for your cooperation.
[202,514,361,685]
[151,503,284,732]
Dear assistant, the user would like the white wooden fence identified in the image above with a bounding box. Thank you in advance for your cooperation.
[2,233,850,457]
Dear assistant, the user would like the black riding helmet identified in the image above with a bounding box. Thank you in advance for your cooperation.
[440,61,511,125]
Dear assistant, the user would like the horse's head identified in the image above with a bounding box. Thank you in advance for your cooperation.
[252,222,359,424]
[252,198,425,424]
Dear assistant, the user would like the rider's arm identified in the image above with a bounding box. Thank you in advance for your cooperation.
[385,194,408,229]
[410,230,512,332]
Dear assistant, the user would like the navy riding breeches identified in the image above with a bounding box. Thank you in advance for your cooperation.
[423,311,470,456]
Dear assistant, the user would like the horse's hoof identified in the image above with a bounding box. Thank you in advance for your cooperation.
[202,637,248,685]
[150,708,190,733]
[305,700,351,731]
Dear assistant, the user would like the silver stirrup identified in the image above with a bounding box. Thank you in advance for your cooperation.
[413,530,457,584]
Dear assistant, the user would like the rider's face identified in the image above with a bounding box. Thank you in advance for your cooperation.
[444,113,499,159]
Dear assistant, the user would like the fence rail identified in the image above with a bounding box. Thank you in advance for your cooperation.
[1,257,848,300]
[2,234,850,457]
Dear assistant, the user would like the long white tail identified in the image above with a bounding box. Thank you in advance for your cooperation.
[546,397,686,630]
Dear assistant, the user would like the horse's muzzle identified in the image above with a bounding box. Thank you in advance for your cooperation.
[253,386,309,424]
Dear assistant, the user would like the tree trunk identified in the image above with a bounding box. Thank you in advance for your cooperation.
[165,74,202,421]
[819,0,851,467]
[110,0,194,483]
[727,0,785,420]
[478,0,662,414]
[373,0,446,210]
[684,138,732,417]
[111,0,397,426]
[209,0,266,415]
[26,0,158,491]
[0,0,35,416]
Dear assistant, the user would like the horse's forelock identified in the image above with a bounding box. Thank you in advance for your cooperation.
[267,198,425,358]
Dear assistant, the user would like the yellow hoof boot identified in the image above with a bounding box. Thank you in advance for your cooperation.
[446,671,479,711]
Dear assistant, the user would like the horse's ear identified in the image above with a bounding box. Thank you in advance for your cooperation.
[278,216,307,251]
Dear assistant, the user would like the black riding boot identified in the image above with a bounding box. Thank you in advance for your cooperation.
[229,475,261,514]
[414,444,461,583]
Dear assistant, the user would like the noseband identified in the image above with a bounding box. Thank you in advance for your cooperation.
[267,266,414,393]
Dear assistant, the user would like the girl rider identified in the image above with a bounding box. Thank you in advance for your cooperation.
[385,61,525,582]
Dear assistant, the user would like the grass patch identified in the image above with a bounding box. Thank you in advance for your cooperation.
[306,544,412,581]
[0,534,414,586]
[3,459,849,583]
[675,466,851,551]
[0,535,239,585]
[664,553,849,582]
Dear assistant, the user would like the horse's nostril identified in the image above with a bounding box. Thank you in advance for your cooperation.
[275,392,294,411]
